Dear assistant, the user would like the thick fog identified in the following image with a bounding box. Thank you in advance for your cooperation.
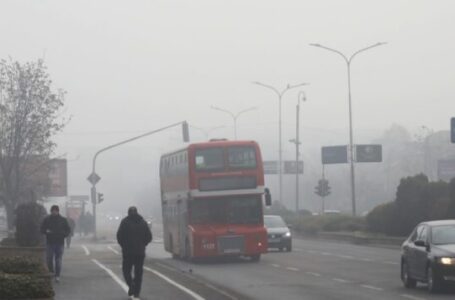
[1,1,454,216]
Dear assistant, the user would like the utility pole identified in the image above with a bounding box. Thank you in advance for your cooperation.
[289,91,306,212]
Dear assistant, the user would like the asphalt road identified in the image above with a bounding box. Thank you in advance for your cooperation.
[143,235,455,300]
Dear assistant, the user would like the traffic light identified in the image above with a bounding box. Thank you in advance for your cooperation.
[451,117,455,143]
[182,121,190,143]
[314,179,331,198]
[97,193,104,204]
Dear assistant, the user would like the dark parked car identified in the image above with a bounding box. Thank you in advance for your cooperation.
[401,220,455,293]
[264,215,292,252]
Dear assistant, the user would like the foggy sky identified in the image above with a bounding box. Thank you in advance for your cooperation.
[1,1,454,211]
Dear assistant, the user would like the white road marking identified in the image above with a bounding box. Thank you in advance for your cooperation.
[359,258,373,262]
[270,264,281,268]
[144,266,205,300]
[92,259,128,293]
[321,252,332,256]
[306,272,321,277]
[332,278,350,283]
[81,245,90,256]
[401,294,427,300]
[286,267,299,272]
[337,255,354,260]
[383,261,399,265]
[360,284,384,291]
[107,246,120,255]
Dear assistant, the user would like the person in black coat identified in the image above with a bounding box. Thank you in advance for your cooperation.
[40,205,70,282]
[117,206,152,299]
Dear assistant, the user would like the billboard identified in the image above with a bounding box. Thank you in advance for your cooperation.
[438,159,455,182]
[284,161,304,174]
[321,146,348,164]
[47,159,67,197]
[355,144,382,163]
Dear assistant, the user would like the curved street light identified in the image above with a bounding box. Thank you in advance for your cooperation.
[252,81,308,203]
[210,106,258,139]
[309,42,386,216]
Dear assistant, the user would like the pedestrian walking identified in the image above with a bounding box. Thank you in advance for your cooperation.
[117,206,152,300]
[66,217,76,248]
[40,205,70,282]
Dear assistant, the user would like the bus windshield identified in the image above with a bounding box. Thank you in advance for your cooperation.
[190,196,262,225]
[195,148,224,171]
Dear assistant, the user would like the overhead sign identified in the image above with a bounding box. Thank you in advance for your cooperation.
[263,161,278,174]
[438,159,455,182]
[284,161,304,174]
[48,159,68,197]
[321,146,348,164]
[355,144,382,163]
[87,172,101,185]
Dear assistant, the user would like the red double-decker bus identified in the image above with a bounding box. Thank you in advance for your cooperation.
[160,140,271,261]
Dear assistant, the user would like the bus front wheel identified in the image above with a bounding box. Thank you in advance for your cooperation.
[250,254,261,262]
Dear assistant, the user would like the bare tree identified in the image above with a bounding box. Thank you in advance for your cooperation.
[0,58,66,230]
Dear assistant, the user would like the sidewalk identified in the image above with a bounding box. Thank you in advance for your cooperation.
[52,244,127,300]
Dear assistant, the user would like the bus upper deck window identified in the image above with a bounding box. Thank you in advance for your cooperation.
[195,148,224,171]
[228,146,257,169]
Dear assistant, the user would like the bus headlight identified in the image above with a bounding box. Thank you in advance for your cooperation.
[439,257,455,265]
[284,232,291,238]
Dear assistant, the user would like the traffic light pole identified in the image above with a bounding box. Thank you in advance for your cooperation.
[89,121,189,240]
[322,165,325,215]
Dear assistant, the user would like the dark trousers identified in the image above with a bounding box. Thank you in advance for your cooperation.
[46,244,64,276]
[122,254,145,297]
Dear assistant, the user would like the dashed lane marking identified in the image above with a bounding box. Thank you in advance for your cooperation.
[92,259,128,293]
[306,272,322,277]
[337,255,354,260]
[332,278,350,283]
[286,267,299,272]
[81,245,90,256]
[383,261,399,265]
[400,294,427,300]
[360,284,384,291]
[107,245,120,255]
[270,264,281,268]
[144,266,205,300]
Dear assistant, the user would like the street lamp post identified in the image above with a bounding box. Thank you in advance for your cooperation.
[309,42,386,216]
[190,125,226,140]
[252,81,308,203]
[289,91,306,212]
[210,106,257,139]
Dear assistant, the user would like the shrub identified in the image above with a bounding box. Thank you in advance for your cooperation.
[0,256,45,274]
[15,201,47,247]
[291,214,365,235]
[0,273,54,299]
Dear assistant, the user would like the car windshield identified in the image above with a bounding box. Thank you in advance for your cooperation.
[264,216,287,228]
[431,225,455,245]
[190,196,262,225]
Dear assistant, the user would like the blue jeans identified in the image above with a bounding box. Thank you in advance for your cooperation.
[46,244,64,276]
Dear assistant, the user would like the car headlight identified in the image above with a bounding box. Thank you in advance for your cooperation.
[439,257,455,265]
[284,232,291,237]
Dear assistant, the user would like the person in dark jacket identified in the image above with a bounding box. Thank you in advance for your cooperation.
[117,206,152,300]
[40,205,70,282]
